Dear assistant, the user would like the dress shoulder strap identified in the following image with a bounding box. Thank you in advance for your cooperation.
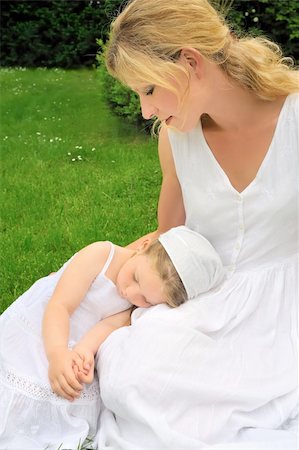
[101,242,115,274]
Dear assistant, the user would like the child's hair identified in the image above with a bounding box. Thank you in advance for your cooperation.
[106,0,298,101]
[144,240,188,308]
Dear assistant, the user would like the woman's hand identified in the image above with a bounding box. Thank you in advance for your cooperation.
[47,347,84,401]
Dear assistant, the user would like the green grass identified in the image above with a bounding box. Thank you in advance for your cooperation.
[0,68,161,313]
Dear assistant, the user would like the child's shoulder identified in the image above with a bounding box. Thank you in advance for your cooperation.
[74,241,114,268]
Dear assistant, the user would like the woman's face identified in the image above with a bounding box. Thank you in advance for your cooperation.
[135,55,205,132]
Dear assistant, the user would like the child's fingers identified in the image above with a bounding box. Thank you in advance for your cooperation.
[62,363,84,392]
[83,356,93,372]
[72,352,86,372]
[51,375,81,401]
[73,363,79,379]
[74,348,93,372]
[77,368,94,384]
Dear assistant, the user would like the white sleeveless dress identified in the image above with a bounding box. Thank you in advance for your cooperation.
[0,243,130,450]
[95,94,298,449]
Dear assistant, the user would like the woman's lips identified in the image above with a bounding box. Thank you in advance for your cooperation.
[165,116,173,125]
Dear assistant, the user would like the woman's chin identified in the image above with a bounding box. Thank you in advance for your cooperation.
[164,115,197,132]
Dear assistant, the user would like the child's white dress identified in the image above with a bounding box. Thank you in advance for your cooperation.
[0,242,130,449]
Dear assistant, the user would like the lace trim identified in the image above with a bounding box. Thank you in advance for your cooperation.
[0,364,100,403]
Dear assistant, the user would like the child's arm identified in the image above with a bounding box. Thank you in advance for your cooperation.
[42,241,114,401]
[73,309,132,384]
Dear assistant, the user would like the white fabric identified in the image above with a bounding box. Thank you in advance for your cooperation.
[0,243,130,449]
[159,225,225,298]
[96,94,299,449]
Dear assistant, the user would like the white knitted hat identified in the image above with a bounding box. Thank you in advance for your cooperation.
[159,226,225,299]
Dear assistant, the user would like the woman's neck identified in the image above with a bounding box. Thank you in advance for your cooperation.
[200,64,286,132]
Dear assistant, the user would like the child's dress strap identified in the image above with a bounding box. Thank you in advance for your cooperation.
[101,242,115,274]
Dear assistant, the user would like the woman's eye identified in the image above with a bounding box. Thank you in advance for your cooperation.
[145,86,154,96]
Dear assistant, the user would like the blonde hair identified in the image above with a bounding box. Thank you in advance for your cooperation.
[144,240,187,308]
[106,0,298,101]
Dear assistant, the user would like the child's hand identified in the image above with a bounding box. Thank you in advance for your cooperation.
[73,344,95,384]
[47,347,84,401]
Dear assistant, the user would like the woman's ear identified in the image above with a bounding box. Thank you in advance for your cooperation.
[179,48,202,77]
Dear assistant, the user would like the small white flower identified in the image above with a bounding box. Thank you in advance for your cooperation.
[77,155,82,161]
[245,11,249,16]
[67,152,71,156]
[251,8,256,13]
[72,158,76,162]
[49,138,54,142]
[91,147,96,151]
[36,132,41,135]
[253,17,259,22]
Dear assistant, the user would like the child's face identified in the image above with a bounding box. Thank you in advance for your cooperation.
[116,254,166,308]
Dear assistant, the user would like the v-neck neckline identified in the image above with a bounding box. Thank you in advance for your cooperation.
[197,95,290,195]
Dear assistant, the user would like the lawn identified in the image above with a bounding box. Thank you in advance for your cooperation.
[0,68,161,313]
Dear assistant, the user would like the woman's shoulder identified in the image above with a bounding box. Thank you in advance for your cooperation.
[278,93,299,132]
[285,92,299,113]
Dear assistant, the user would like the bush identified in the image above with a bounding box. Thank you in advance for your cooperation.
[226,0,299,59]
[0,0,109,68]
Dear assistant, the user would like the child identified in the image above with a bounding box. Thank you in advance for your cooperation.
[0,225,224,449]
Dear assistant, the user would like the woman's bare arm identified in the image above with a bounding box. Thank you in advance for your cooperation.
[127,126,185,250]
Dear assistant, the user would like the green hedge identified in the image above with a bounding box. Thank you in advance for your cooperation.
[226,0,299,57]
[0,0,109,68]
[1,0,297,69]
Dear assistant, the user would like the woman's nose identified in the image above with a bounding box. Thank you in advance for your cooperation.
[139,96,157,120]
